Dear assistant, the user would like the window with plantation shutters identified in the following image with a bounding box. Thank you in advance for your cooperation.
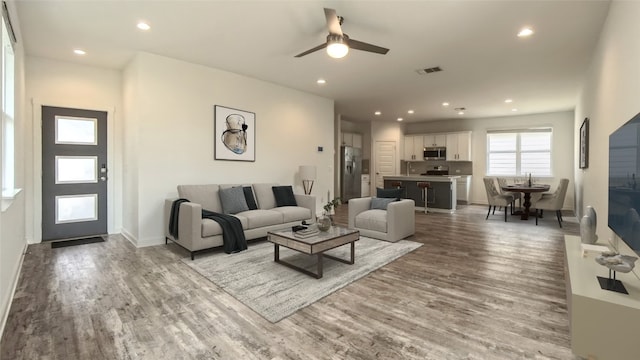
[487,129,552,176]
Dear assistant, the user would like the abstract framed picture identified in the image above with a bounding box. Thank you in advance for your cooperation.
[214,105,255,161]
[579,117,589,169]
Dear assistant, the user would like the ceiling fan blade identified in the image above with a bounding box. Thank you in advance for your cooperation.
[294,43,328,58]
[324,8,343,36]
[348,39,389,55]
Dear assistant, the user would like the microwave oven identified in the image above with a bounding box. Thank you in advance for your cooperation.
[424,147,446,160]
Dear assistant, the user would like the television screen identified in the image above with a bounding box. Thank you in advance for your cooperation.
[609,112,640,256]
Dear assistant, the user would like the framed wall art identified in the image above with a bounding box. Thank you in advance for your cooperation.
[214,105,255,162]
[579,117,589,169]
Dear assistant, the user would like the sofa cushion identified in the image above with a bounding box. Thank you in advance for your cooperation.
[355,209,388,233]
[202,215,249,237]
[370,197,396,210]
[271,206,311,223]
[235,209,283,229]
[253,183,279,209]
[219,186,249,214]
[272,185,298,207]
[243,186,258,210]
[377,187,402,200]
[178,184,222,213]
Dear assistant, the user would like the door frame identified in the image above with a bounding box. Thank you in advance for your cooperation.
[30,98,117,243]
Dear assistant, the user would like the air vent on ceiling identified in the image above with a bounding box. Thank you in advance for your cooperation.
[416,66,442,75]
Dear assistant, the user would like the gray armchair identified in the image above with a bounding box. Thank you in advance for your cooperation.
[483,177,514,222]
[348,197,415,242]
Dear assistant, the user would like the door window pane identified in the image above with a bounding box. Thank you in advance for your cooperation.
[55,156,97,184]
[55,194,97,223]
[55,116,97,145]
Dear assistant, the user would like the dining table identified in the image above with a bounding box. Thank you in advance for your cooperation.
[501,183,551,220]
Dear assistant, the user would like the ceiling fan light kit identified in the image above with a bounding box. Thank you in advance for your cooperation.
[295,8,389,59]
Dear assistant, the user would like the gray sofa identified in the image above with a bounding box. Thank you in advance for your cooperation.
[164,183,316,259]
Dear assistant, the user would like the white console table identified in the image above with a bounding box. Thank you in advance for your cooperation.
[564,235,640,359]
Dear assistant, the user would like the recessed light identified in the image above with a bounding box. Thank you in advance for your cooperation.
[505,99,513,103]
[442,102,450,107]
[458,111,464,115]
[137,22,151,31]
[374,111,381,116]
[512,108,518,112]
[316,78,326,85]
[73,49,86,55]
[407,110,415,114]
[397,117,404,122]
[517,27,534,37]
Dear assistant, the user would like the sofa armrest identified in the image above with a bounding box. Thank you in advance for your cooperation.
[387,199,415,239]
[348,197,373,228]
[176,202,202,250]
[294,193,316,221]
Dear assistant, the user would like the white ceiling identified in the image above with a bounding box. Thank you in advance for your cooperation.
[14,0,610,123]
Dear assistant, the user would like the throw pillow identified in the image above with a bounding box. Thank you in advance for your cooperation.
[272,185,298,207]
[376,187,402,200]
[370,197,396,210]
[243,186,258,210]
[219,186,249,214]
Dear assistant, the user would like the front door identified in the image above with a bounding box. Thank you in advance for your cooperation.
[41,106,108,241]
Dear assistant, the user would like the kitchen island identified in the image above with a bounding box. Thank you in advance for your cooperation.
[384,175,460,213]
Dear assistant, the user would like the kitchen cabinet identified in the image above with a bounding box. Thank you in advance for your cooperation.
[342,132,363,148]
[456,175,471,203]
[403,135,424,161]
[424,134,447,147]
[446,132,471,161]
[383,176,457,213]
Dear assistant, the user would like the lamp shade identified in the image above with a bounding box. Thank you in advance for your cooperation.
[299,165,317,180]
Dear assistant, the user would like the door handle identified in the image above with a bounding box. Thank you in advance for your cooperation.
[100,176,107,181]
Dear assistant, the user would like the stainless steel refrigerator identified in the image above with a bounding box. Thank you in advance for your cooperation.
[340,146,362,202]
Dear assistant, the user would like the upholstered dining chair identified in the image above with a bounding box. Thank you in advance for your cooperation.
[483,177,515,222]
[533,178,569,227]
[497,177,521,210]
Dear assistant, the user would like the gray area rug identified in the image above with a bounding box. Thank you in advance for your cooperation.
[182,237,422,322]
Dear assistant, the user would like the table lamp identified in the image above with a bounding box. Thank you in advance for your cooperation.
[299,165,316,195]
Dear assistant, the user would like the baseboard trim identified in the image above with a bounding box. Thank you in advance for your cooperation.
[120,229,163,248]
[0,242,28,339]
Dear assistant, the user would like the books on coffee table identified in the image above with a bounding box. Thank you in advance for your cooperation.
[294,226,319,238]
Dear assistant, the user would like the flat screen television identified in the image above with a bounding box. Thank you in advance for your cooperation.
[608,112,640,256]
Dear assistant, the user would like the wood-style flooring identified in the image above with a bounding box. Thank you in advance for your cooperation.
[1,204,580,359]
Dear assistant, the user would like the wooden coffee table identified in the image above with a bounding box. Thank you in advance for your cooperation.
[267,226,360,279]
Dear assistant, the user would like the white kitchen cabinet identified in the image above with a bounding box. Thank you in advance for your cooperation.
[403,135,424,161]
[446,132,471,161]
[456,175,471,203]
[341,132,363,148]
[424,134,447,147]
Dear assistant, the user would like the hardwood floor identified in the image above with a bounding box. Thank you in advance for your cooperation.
[1,204,580,359]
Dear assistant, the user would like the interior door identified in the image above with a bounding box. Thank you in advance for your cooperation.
[375,141,396,189]
[41,106,108,241]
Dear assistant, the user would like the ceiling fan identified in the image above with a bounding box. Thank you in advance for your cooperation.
[295,8,389,59]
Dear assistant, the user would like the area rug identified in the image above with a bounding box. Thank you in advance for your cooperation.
[181,237,422,322]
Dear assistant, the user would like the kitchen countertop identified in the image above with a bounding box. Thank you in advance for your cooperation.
[384,175,462,182]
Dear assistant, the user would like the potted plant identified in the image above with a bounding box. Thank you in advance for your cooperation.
[318,197,341,231]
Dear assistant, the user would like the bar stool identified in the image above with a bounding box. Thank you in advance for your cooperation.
[417,182,432,214]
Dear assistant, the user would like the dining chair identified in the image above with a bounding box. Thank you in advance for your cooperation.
[533,178,569,227]
[497,177,521,211]
[483,177,515,222]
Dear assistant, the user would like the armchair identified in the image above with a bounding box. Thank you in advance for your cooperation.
[348,197,415,242]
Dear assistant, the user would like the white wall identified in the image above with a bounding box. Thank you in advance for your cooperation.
[405,111,575,208]
[575,1,640,261]
[24,56,123,242]
[0,0,27,337]
[124,52,335,246]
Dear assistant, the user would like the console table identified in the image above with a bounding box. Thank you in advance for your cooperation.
[564,235,640,359]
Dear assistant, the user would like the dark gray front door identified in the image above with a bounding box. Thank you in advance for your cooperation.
[42,106,108,241]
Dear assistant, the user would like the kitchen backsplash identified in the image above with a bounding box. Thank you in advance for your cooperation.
[401,160,473,175]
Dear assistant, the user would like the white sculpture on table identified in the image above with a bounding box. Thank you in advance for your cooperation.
[580,205,598,244]
[595,250,638,294]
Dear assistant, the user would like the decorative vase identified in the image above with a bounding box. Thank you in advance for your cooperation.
[585,205,597,229]
[580,205,598,244]
[317,215,332,231]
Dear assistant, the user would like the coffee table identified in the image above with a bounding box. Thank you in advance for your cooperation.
[267,226,360,279]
